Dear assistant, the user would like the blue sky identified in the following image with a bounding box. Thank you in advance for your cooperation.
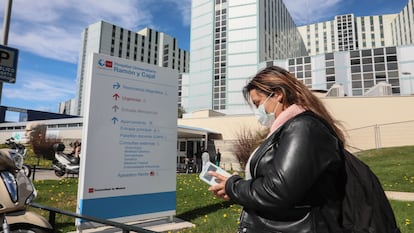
[0,0,409,115]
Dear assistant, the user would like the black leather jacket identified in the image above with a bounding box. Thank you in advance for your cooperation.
[225,112,345,233]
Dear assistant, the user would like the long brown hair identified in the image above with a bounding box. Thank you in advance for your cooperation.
[243,66,346,144]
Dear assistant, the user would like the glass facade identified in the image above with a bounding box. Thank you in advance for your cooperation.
[350,47,400,95]
[213,1,227,110]
[288,56,312,88]
[336,14,356,51]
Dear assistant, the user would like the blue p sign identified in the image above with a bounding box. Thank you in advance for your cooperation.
[0,50,10,64]
[0,45,19,83]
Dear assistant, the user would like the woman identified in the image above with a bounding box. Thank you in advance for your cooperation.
[209,66,347,232]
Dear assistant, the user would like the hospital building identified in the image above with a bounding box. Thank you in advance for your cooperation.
[75,21,190,116]
[181,0,414,117]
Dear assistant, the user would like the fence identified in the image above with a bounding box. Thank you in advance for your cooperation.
[216,120,414,170]
[346,120,414,152]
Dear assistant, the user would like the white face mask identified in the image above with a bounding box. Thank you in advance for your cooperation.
[254,94,279,127]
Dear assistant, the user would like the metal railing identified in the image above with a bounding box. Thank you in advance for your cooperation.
[30,202,155,233]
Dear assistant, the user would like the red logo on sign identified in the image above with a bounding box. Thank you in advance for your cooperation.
[88,188,94,193]
[105,60,113,68]
[150,171,155,176]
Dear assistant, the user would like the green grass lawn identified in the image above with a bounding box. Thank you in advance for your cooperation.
[357,146,414,192]
[26,146,414,232]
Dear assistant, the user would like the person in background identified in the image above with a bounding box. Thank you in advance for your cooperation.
[195,149,202,173]
[208,66,348,232]
[70,140,81,158]
[201,148,210,171]
[215,148,221,167]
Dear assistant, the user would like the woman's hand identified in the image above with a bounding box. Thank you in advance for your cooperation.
[208,171,231,200]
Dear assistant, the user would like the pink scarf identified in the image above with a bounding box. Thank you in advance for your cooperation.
[268,104,306,137]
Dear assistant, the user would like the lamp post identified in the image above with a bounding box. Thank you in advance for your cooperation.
[401,72,412,95]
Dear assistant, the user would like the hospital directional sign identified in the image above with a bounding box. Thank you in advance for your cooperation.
[0,45,19,83]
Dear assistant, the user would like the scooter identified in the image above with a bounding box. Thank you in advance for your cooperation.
[4,137,32,178]
[0,148,53,232]
[52,143,80,177]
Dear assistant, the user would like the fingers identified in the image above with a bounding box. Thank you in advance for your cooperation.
[208,183,224,192]
[208,180,228,200]
[209,171,229,182]
[209,185,228,200]
[205,171,232,200]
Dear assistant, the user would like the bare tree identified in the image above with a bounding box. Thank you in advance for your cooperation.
[25,122,61,160]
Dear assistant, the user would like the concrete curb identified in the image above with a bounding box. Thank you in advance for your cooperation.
[385,191,414,201]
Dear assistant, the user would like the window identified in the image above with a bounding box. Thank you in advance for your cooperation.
[352,81,362,88]
[375,64,385,71]
[388,71,399,77]
[387,63,398,70]
[361,49,371,57]
[327,76,335,82]
[351,59,360,65]
[350,51,360,58]
[364,80,374,87]
[351,65,361,73]
[326,61,335,67]
[179,141,186,152]
[363,65,373,72]
[363,73,373,80]
[376,73,386,82]
[352,74,361,81]
[326,68,335,75]
[386,47,396,54]
[325,53,334,60]
[374,56,385,63]
[362,58,372,64]
[386,56,397,62]
[374,48,384,56]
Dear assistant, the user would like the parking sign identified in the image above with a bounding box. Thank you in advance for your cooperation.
[0,44,19,83]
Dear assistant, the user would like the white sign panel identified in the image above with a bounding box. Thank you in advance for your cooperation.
[77,53,178,226]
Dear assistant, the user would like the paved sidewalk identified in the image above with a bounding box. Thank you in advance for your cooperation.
[68,217,195,233]
[385,191,414,201]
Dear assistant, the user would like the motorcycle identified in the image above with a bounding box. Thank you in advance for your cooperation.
[184,158,196,174]
[4,138,32,178]
[52,143,80,177]
[0,148,53,232]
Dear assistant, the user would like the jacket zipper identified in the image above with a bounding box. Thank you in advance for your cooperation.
[253,144,274,177]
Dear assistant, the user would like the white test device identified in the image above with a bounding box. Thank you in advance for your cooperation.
[199,161,231,186]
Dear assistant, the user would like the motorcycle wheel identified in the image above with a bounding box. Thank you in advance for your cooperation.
[1,225,51,233]
[54,170,65,177]
[22,164,32,178]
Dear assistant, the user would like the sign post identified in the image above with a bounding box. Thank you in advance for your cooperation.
[77,53,178,229]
